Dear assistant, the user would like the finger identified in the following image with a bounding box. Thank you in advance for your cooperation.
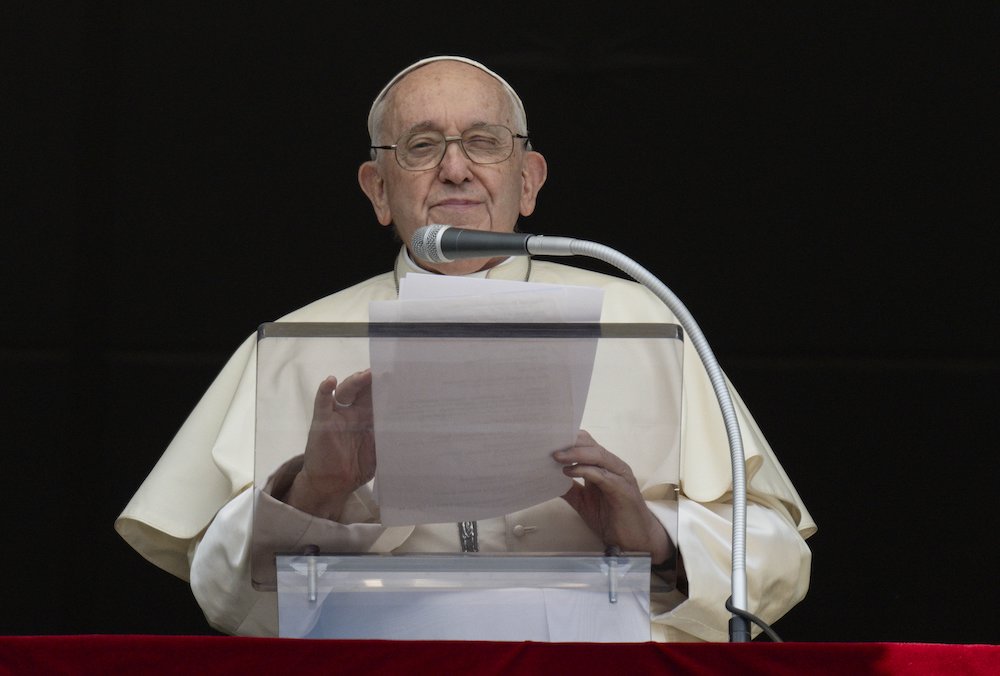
[562,462,630,492]
[550,430,598,464]
[553,441,632,478]
[333,369,373,407]
[318,375,338,395]
[313,376,339,415]
[354,368,374,396]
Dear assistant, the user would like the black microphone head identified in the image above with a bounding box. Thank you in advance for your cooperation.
[411,224,452,264]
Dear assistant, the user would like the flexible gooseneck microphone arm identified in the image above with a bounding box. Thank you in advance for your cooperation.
[411,225,753,642]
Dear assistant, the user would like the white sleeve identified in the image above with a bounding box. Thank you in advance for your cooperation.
[189,487,389,636]
[649,496,812,642]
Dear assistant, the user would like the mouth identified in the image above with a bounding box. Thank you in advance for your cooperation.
[431,199,482,209]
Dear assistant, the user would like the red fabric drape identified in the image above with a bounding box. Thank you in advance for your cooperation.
[2,636,999,675]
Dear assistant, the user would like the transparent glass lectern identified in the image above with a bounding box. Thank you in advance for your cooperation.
[254,322,682,641]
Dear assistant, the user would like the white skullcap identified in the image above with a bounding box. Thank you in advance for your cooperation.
[366,55,527,141]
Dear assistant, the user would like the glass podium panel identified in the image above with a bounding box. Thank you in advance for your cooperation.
[276,552,652,641]
[253,322,683,637]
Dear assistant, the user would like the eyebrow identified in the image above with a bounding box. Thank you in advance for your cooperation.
[402,120,495,134]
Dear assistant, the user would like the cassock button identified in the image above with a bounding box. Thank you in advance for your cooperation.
[512,525,536,537]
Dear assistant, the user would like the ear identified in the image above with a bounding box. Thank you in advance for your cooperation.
[358,161,392,226]
[518,151,548,217]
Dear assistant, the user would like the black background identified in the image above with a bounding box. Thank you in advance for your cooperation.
[3,3,997,641]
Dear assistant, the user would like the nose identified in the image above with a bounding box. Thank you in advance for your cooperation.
[437,138,473,183]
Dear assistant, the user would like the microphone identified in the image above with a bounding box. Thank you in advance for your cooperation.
[411,224,580,264]
[412,221,758,641]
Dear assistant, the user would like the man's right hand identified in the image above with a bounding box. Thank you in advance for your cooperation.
[284,370,375,521]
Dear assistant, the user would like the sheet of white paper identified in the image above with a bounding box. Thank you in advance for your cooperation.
[398,274,604,322]
[369,275,603,526]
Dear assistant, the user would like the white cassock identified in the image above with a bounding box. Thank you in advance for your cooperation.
[116,248,816,642]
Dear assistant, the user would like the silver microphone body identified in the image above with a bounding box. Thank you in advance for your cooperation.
[411,224,578,263]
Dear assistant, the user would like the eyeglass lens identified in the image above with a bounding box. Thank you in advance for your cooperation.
[396,125,515,169]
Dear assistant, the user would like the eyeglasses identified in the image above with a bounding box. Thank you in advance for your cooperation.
[371,124,530,171]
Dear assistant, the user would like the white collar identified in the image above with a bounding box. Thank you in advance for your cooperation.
[393,247,531,293]
[400,246,516,277]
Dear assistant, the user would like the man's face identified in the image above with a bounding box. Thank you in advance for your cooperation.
[359,61,547,275]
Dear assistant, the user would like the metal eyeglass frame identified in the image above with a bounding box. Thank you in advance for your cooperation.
[370,125,530,171]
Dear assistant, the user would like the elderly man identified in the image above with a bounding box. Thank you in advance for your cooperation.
[117,56,815,641]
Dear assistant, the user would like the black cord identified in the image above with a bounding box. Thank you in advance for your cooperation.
[725,596,784,642]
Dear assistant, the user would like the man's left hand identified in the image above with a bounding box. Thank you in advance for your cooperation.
[554,430,674,565]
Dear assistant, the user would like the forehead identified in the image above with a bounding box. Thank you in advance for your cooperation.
[382,62,514,135]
